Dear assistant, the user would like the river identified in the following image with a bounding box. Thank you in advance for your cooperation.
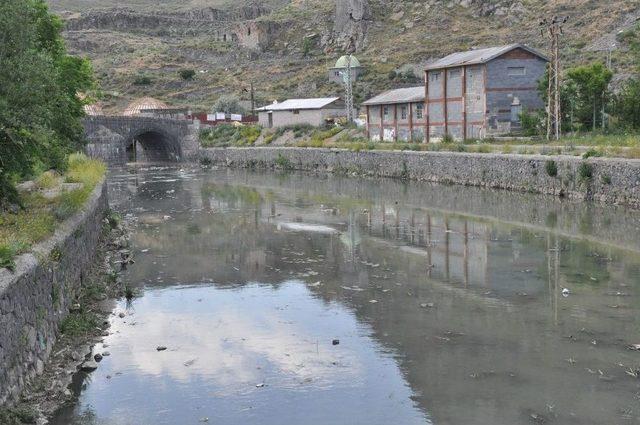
[50,165,640,425]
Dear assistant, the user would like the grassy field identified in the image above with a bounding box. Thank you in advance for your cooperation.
[0,153,106,271]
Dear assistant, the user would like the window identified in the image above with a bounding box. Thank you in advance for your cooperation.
[334,71,340,76]
[400,105,407,120]
[416,104,424,119]
[430,72,441,82]
[508,67,526,76]
[293,110,300,115]
[383,106,390,119]
[449,69,461,78]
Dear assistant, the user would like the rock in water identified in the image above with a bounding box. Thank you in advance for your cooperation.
[156,346,168,351]
[81,360,99,372]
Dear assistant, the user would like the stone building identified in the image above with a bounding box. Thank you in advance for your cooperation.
[362,86,425,142]
[328,55,363,84]
[123,97,169,116]
[256,98,348,128]
[424,44,548,141]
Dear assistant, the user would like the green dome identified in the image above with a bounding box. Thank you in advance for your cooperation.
[334,55,361,69]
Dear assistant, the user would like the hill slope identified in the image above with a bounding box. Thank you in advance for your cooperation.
[47,0,640,113]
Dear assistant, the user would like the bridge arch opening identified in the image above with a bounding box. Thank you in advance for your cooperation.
[126,130,181,163]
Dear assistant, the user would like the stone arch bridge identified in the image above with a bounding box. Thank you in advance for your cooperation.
[83,116,199,164]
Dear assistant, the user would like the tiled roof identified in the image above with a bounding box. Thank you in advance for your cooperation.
[362,86,424,106]
[424,44,547,71]
[256,97,341,111]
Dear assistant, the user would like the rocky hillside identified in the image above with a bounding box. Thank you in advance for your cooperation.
[47,0,640,114]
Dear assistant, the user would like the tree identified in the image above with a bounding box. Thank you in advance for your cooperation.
[613,79,640,129]
[0,0,94,206]
[565,62,613,131]
[212,94,246,115]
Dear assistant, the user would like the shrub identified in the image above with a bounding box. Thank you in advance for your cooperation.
[578,162,593,181]
[520,111,542,136]
[275,153,293,170]
[59,310,98,337]
[582,149,603,159]
[178,69,196,80]
[441,134,455,144]
[36,170,60,189]
[545,160,558,177]
[302,37,313,57]
[133,75,152,85]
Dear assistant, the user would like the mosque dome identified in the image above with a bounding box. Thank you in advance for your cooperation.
[83,103,103,116]
[334,55,361,69]
[123,97,169,116]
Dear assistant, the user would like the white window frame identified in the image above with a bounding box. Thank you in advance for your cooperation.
[508,67,526,76]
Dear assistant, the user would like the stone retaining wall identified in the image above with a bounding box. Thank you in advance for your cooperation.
[199,147,640,209]
[0,180,108,405]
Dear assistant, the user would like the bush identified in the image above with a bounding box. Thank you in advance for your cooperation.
[178,69,196,80]
[275,153,293,170]
[582,149,603,159]
[133,75,152,85]
[441,134,455,144]
[520,111,542,136]
[578,162,593,181]
[545,160,558,177]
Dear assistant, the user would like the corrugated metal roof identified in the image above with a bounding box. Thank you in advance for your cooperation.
[362,86,424,106]
[424,44,547,71]
[256,97,341,111]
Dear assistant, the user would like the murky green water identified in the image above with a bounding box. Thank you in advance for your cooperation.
[51,166,640,425]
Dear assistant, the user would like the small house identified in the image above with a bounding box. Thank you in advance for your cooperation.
[362,86,426,142]
[328,55,363,85]
[424,44,548,141]
[256,98,347,128]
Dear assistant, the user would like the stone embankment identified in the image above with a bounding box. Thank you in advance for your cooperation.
[199,147,640,209]
[0,180,108,405]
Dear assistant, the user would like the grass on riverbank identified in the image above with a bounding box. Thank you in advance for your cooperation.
[199,124,640,159]
[0,153,106,271]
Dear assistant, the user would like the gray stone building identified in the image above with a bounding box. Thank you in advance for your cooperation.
[256,98,348,128]
[425,44,548,141]
[328,55,363,84]
[362,86,425,142]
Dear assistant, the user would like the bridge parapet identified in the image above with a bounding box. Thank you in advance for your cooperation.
[83,115,199,165]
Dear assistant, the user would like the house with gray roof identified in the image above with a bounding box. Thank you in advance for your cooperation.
[362,86,425,142]
[424,43,548,141]
[256,97,348,128]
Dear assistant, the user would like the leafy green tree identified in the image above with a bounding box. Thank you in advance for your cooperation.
[565,62,613,131]
[613,77,640,129]
[212,94,246,115]
[0,0,94,206]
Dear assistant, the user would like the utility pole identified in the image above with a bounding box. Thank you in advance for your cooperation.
[343,36,356,123]
[344,55,354,123]
[250,82,255,116]
[602,47,613,130]
[540,16,568,141]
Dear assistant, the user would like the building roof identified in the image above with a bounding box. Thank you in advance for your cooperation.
[256,97,341,111]
[83,103,103,116]
[424,44,548,71]
[333,55,361,69]
[362,86,424,106]
[123,97,169,116]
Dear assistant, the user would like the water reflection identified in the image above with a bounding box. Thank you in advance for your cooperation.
[52,166,640,425]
